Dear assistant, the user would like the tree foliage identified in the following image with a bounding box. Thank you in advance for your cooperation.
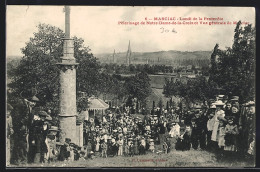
[209,21,255,103]
[163,22,255,106]
[7,23,102,112]
[7,23,153,114]
[125,71,152,106]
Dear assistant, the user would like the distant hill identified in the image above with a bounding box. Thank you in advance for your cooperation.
[95,50,212,66]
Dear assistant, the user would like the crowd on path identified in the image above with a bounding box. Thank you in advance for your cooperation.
[6,93,255,165]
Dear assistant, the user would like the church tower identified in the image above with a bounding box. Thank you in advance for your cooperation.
[113,49,116,63]
[126,40,132,66]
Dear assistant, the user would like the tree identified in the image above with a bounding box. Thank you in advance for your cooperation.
[125,71,152,107]
[163,76,216,109]
[209,22,255,103]
[163,22,255,106]
[7,23,102,112]
[157,98,163,112]
[166,101,169,111]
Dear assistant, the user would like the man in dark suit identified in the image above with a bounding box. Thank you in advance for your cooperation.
[11,90,40,164]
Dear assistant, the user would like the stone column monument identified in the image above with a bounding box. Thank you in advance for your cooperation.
[57,6,78,143]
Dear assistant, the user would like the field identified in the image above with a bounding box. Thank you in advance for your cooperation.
[8,149,254,168]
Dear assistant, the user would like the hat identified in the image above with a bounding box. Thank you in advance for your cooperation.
[218,95,225,99]
[191,117,196,122]
[28,95,40,102]
[212,100,225,106]
[69,143,75,147]
[7,104,13,111]
[90,151,94,154]
[49,126,59,131]
[226,116,235,120]
[38,111,48,117]
[223,95,229,100]
[65,138,71,142]
[45,115,52,121]
[89,118,94,122]
[20,89,38,100]
[244,101,255,107]
[150,139,154,141]
[56,142,64,146]
[194,105,202,109]
[209,112,215,117]
[231,96,239,101]
[210,105,216,109]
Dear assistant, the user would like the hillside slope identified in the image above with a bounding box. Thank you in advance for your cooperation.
[96,50,212,65]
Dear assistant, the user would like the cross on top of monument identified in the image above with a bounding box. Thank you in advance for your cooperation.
[63,6,71,38]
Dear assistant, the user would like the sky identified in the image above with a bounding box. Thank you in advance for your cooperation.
[6,6,255,57]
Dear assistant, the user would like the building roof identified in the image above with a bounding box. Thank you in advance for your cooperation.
[87,97,109,110]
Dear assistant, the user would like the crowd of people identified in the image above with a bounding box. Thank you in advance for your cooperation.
[6,93,255,166]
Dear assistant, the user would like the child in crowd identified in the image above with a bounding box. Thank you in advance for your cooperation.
[149,139,155,153]
[224,116,239,157]
[139,137,146,155]
[129,140,134,157]
[207,112,215,151]
[101,141,108,158]
[217,119,226,160]
[118,137,124,156]
[124,140,129,156]
[68,143,75,161]
[176,125,192,151]
[95,135,101,152]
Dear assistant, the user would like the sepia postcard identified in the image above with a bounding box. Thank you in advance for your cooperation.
[6,6,256,168]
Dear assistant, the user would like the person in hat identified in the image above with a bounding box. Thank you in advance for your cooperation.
[211,110,225,151]
[190,117,200,150]
[11,90,40,164]
[139,137,146,155]
[129,140,134,157]
[124,139,129,156]
[117,136,124,156]
[206,112,215,151]
[194,109,207,150]
[176,125,191,151]
[169,122,180,149]
[231,103,240,125]
[238,101,255,159]
[95,135,101,152]
[58,138,71,161]
[224,102,232,118]
[46,131,58,162]
[133,136,139,155]
[149,138,155,153]
[6,104,14,166]
[101,141,108,158]
[216,119,226,161]
[68,143,75,161]
[224,116,239,154]
[230,96,239,102]
[157,119,166,148]
[163,138,169,154]
[29,110,49,163]
[83,123,90,146]
[88,151,95,159]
